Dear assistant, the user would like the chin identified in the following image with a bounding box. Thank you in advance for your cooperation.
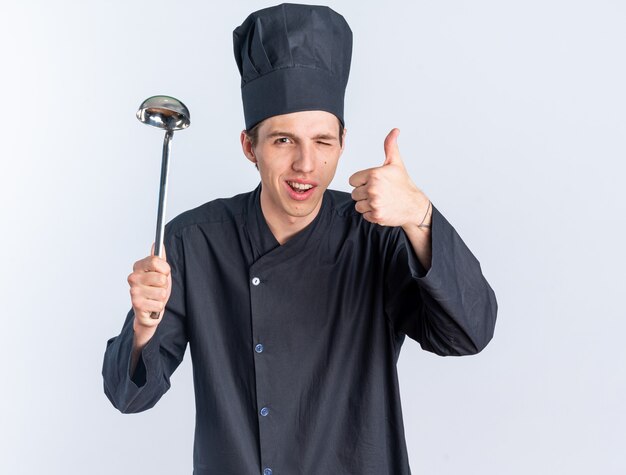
[286,204,316,218]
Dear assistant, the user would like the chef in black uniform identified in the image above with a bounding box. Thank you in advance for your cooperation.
[103,4,498,475]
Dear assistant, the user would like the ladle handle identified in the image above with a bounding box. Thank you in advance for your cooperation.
[150,130,173,319]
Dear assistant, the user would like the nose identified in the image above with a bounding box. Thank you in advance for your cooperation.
[292,143,315,174]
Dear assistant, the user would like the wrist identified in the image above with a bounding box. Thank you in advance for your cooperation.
[133,319,157,350]
[402,195,432,231]
[417,199,432,229]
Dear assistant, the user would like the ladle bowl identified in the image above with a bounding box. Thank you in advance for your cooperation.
[136,95,190,131]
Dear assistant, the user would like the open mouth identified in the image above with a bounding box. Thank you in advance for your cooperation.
[287,181,315,194]
[285,180,317,201]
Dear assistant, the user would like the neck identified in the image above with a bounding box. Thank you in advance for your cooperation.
[259,191,323,245]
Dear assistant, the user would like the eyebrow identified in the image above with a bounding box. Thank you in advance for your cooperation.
[266,131,338,141]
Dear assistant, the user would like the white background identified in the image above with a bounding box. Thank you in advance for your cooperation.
[1,0,624,473]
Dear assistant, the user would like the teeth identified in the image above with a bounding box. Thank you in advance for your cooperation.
[288,181,313,190]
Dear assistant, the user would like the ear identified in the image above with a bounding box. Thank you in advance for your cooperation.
[340,127,347,156]
[240,131,257,164]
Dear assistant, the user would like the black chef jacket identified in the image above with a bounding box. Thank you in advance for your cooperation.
[102,184,497,475]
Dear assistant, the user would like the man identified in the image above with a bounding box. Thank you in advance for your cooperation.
[103,4,497,475]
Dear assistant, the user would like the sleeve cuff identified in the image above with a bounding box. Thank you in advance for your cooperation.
[102,310,164,412]
[403,202,447,286]
[128,329,161,388]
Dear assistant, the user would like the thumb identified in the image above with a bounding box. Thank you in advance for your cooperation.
[383,128,403,166]
[150,242,168,261]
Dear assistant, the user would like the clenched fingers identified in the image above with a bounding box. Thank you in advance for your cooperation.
[131,295,167,314]
[354,199,372,214]
[128,270,169,288]
[130,282,169,301]
[350,185,369,202]
[132,255,171,276]
[348,167,376,188]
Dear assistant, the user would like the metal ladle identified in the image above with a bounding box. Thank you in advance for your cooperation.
[136,95,190,318]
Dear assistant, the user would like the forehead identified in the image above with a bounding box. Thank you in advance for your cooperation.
[257,110,340,136]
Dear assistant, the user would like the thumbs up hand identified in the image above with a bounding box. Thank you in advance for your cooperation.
[349,128,431,228]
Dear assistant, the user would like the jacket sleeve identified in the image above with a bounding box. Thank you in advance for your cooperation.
[384,203,498,356]
[102,229,188,413]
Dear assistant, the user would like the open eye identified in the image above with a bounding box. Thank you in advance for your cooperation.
[275,137,292,144]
